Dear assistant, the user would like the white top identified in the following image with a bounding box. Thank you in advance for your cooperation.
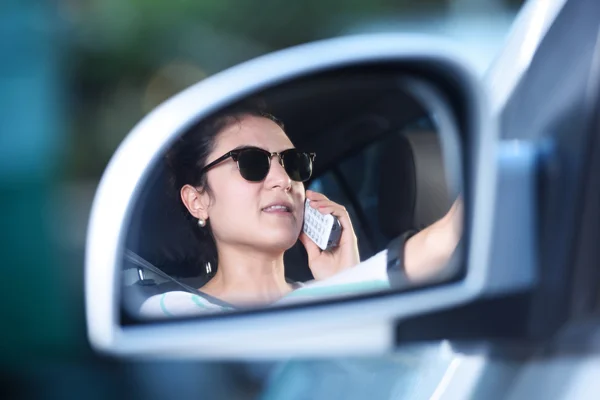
[140,249,390,318]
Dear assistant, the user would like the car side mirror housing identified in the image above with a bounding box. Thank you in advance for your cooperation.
[85,34,538,358]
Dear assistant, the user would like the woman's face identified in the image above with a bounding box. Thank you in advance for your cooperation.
[198,115,306,254]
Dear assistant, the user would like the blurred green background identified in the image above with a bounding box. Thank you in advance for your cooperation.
[1,0,523,398]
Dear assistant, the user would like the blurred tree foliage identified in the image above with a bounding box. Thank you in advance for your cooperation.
[63,0,520,179]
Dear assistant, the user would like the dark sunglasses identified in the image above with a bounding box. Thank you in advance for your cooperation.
[200,146,316,182]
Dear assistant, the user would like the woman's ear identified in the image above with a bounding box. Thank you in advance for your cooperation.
[180,184,210,221]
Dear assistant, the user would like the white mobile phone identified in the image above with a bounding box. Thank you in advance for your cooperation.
[303,199,343,251]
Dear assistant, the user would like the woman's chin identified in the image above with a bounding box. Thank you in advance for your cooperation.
[258,232,300,252]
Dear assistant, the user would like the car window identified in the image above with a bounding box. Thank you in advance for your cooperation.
[117,63,467,318]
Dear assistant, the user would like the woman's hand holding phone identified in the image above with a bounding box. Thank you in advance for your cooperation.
[299,190,360,281]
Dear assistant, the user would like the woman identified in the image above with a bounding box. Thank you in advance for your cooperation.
[140,106,462,317]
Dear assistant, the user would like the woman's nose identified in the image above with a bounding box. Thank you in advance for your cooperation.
[265,157,291,190]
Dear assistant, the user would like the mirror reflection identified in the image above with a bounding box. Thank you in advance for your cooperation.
[121,69,464,319]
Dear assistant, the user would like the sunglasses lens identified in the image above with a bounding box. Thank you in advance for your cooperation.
[237,149,271,182]
[283,150,313,182]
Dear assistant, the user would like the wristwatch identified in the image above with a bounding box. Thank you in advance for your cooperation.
[386,230,418,288]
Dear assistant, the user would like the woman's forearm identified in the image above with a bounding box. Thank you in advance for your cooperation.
[403,224,448,282]
[403,199,462,283]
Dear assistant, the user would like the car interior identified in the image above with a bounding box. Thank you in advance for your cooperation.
[120,69,456,317]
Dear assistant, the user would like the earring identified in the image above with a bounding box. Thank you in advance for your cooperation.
[205,262,212,274]
[198,218,206,228]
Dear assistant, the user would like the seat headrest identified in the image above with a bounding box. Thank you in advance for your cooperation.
[124,161,206,278]
[377,131,450,240]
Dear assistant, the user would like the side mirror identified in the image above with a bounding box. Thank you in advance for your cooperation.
[85,34,537,358]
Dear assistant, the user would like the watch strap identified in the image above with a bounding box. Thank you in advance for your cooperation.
[386,229,419,288]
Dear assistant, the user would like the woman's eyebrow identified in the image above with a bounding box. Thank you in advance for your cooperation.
[230,145,260,151]
[229,145,296,152]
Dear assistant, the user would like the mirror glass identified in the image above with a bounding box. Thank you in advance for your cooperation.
[119,66,464,320]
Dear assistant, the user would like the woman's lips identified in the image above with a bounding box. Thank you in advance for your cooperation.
[262,204,292,214]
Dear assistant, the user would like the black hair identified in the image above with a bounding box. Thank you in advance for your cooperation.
[164,101,284,276]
